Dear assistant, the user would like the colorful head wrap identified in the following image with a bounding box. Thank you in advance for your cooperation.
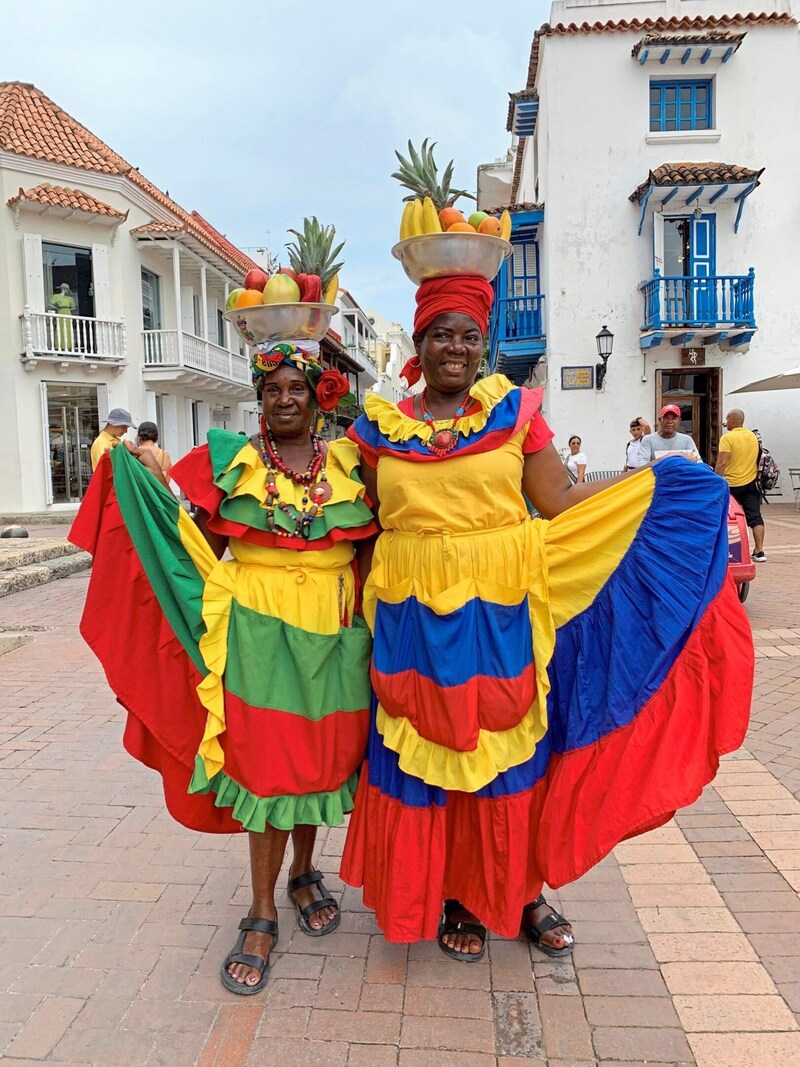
[400,276,495,386]
[251,342,354,413]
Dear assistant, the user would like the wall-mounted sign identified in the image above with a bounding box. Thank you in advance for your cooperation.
[681,347,705,367]
[561,366,594,390]
[212,406,232,421]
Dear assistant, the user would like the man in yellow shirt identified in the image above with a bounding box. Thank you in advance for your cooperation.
[715,408,765,561]
[90,407,135,471]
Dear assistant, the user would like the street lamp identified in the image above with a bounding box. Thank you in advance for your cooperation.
[595,324,614,390]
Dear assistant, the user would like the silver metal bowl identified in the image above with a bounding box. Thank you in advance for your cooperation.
[223,302,335,346]
[391,233,512,285]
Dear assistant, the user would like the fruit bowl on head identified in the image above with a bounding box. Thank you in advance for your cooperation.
[223,303,335,347]
[392,232,512,285]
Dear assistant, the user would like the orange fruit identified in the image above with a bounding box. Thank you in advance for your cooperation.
[447,222,477,232]
[477,216,503,237]
[235,289,265,308]
[439,207,465,229]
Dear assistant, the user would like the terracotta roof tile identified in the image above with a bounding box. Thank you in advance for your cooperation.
[0,81,257,276]
[507,11,795,200]
[482,200,543,215]
[7,182,127,218]
[629,162,765,203]
[630,30,746,58]
[130,220,183,235]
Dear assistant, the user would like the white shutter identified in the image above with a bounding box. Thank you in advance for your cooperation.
[181,286,194,333]
[40,381,53,505]
[91,243,112,320]
[652,213,664,275]
[160,394,180,459]
[23,233,45,313]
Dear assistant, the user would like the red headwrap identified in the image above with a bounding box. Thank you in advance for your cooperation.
[414,275,494,335]
[400,276,495,386]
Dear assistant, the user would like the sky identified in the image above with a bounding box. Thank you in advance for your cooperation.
[1,0,551,329]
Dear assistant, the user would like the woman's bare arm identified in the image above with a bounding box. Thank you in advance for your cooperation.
[523,443,640,519]
[193,506,228,560]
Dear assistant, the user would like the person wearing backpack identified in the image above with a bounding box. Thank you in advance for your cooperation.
[715,409,766,561]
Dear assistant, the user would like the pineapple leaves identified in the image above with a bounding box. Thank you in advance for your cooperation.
[285,217,345,287]
[391,138,476,210]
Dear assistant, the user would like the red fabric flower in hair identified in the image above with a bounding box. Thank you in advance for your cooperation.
[316,369,351,411]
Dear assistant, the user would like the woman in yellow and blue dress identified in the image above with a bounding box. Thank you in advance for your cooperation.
[71,343,376,993]
[340,275,753,961]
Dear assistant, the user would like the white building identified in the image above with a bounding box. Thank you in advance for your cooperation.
[0,83,383,515]
[365,308,416,404]
[0,81,265,514]
[479,0,799,478]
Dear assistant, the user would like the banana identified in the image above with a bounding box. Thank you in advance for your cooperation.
[421,196,442,234]
[399,200,415,241]
[499,209,512,242]
[411,197,424,237]
[323,273,339,305]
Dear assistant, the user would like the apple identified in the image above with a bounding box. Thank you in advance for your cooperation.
[468,211,488,229]
[263,273,301,304]
[279,267,299,282]
[244,268,269,292]
[226,288,244,311]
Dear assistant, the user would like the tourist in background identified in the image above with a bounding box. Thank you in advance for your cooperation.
[640,405,700,463]
[715,408,766,562]
[566,435,587,482]
[90,407,134,471]
[136,421,172,477]
[624,417,652,470]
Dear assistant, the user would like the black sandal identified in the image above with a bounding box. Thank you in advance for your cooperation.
[219,916,278,995]
[287,869,341,937]
[523,895,574,958]
[437,899,487,963]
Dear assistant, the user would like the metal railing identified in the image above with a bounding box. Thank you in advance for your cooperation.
[21,307,126,363]
[641,269,755,330]
[493,294,546,342]
[142,330,249,385]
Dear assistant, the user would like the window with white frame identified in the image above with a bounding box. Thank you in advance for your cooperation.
[649,80,712,132]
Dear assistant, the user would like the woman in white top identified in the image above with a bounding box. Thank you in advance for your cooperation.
[566,436,587,483]
[624,417,652,471]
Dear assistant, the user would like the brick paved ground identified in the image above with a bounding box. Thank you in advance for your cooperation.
[0,505,798,1066]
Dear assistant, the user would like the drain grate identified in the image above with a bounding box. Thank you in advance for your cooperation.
[0,623,54,632]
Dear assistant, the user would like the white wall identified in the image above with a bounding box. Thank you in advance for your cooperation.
[519,14,800,479]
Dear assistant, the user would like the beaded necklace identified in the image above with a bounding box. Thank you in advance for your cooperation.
[257,426,331,539]
[419,387,473,457]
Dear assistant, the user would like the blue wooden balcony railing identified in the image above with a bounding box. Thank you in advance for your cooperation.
[492,294,545,342]
[641,268,755,331]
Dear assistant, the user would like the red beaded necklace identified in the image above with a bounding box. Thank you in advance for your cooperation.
[419,387,473,457]
[257,423,331,539]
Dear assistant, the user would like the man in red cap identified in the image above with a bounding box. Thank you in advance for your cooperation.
[640,404,700,463]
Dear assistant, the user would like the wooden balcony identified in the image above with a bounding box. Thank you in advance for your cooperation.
[640,269,756,350]
[489,294,546,384]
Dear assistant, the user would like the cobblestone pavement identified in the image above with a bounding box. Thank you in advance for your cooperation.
[0,505,798,1066]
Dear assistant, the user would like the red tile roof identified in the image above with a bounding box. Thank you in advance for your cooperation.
[629,162,765,203]
[0,81,257,276]
[7,182,127,218]
[508,11,795,200]
[630,30,746,58]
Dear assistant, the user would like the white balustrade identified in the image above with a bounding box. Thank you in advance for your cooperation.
[22,308,126,362]
[142,330,251,387]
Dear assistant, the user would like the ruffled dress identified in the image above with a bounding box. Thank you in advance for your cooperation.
[69,429,377,834]
[340,374,754,941]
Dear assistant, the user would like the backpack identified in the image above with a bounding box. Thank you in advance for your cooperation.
[753,430,780,496]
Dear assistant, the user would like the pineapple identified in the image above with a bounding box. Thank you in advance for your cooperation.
[285,218,344,289]
[391,139,476,211]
